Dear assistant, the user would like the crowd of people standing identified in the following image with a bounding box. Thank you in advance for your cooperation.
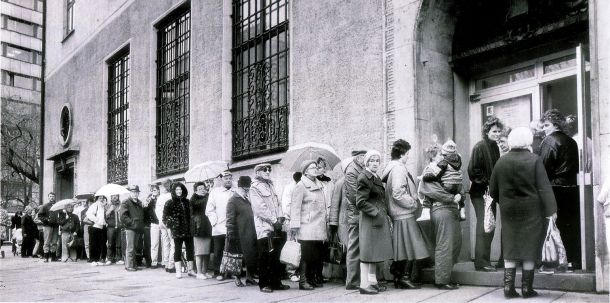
[0,108,588,299]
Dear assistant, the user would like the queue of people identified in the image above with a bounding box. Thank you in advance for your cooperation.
[2,108,581,299]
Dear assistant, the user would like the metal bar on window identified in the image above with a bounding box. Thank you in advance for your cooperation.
[107,50,129,184]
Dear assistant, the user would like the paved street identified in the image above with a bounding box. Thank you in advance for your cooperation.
[0,250,607,302]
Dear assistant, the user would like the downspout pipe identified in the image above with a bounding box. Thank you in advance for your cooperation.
[39,0,46,205]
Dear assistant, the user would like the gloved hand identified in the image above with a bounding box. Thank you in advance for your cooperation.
[272,220,283,231]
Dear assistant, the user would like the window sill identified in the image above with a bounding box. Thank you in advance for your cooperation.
[61,29,74,43]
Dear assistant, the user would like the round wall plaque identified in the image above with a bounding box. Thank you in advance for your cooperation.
[59,103,72,146]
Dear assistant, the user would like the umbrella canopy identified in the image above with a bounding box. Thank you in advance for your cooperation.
[335,156,354,173]
[95,184,129,197]
[282,142,341,172]
[184,161,229,183]
[50,199,77,211]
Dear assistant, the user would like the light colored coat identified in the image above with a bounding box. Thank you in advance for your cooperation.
[205,187,234,236]
[290,176,328,241]
[381,160,420,220]
[86,201,107,229]
[250,179,282,240]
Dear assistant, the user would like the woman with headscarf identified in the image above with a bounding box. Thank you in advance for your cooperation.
[190,181,214,280]
[355,150,393,295]
[489,127,557,298]
[21,205,38,257]
[468,116,504,271]
[290,160,328,290]
[86,196,108,266]
[163,182,195,278]
[226,176,259,288]
[538,109,580,270]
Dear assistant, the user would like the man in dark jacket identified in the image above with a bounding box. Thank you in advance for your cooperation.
[139,188,159,267]
[119,185,145,271]
[343,150,366,290]
[11,211,22,230]
[105,195,122,265]
[38,192,59,262]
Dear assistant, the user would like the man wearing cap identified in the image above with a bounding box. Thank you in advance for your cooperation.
[343,150,366,289]
[205,170,234,280]
[119,185,145,271]
[250,163,290,291]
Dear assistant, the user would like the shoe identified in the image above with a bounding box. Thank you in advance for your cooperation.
[556,264,574,273]
[91,262,99,266]
[394,277,420,289]
[503,268,520,299]
[371,284,387,292]
[167,267,176,273]
[234,277,245,287]
[359,286,378,295]
[216,275,225,281]
[175,262,183,279]
[521,270,538,298]
[43,252,49,263]
[125,267,137,272]
[475,266,496,272]
[435,283,458,290]
[0,251,4,258]
[260,286,273,293]
[117,260,125,265]
[245,279,258,286]
[197,274,209,280]
[538,265,554,275]
[273,284,290,290]
[290,275,300,282]
[87,259,93,263]
[346,285,359,290]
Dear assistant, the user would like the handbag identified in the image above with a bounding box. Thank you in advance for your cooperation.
[219,235,243,276]
[68,236,84,249]
[326,232,345,265]
[280,240,301,267]
[542,217,567,264]
[483,191,496,233]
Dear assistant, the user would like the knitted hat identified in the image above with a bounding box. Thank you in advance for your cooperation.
[441,140,457,155]
[363,150,381,166]
[300,159,318,174]
[237,176,251,188]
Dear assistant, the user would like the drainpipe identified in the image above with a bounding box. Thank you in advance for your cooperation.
[39,0,46,205]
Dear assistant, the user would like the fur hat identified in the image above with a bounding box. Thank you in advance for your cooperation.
[237,176,252,188]
[441,140,457,155]
[363,150,381,166]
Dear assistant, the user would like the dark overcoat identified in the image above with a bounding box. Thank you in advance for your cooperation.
[356,169,393,263]
[190,193,212,237]
[489,149,558,260]
[226,193,258,268]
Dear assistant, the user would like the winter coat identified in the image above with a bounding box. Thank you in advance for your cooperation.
[105,204,122,228]
[329,176,349,246]
[344,160,364,225]
[86,202,107,229]
[537,131,579,186]
[356,169,393,263]
[290,176,328,241]
[381,160,420,220]
[57,211,80,234]
[163,183,191,239]
[143,196,159,226]
[250,178,282,240]
[37,202,59,227]
[489,149,558,260]
[226,193,258,265]
[190,193,212,237]
[11,214,22,229]
[468,138,500,196]
[119,197,145,232]
[21,214,38,240]
[205,187,234,236]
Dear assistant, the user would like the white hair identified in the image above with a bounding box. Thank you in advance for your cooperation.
[507,126,533,150]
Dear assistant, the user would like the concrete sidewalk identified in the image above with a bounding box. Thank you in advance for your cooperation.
[0,250,607,302]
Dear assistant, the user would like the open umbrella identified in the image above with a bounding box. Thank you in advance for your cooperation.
[184,161,229,183]
[95,184,129,197]
[50,199,77,211]
[335,156,354,173]
[282,142,341,172]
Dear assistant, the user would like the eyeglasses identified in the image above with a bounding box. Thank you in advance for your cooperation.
[262,167,272,172]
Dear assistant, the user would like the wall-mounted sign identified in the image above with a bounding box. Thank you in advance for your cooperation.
[59,103,72,146]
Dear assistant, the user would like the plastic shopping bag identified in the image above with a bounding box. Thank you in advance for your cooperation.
[280,240,301,267]
[483,191,496,233]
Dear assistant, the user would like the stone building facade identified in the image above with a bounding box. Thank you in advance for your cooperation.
[43,0,609,291]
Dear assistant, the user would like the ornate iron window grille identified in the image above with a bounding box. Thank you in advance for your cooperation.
[107,50,129,184]
[155,8,190,176]
[231,0,289,159]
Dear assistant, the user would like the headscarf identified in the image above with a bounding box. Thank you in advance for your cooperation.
[363,150,381,167]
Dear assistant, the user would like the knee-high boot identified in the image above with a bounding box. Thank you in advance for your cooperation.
[299,262,314,290]
[521,269,538,298]
[503,268,519,298]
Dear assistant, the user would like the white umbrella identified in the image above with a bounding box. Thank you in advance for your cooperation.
[95,184,129,197]
[50,199,77,211]
[184,161,229,183]
[282,142,341,172]
[335,156,354,173]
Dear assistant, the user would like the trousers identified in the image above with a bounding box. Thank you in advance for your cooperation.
[61,232,77,262]
[124,229,140,269]
[42,226,59,253]
[106,226,122,262]
[431,207,461,284]
[150,224,161,265]
[345,224,360,287]
[470,195,497,268]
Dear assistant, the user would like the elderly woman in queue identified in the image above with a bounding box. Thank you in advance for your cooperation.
[356,150,393,295]
[21,205,38,257]
[291,160,328,290]
[86,196,108,266]
[489,127,557,298]
[419,144,462,289]
[163,183,195,278]
[225,176,259,288]
[468,116,504,271]
[537,109,579,270]
[190,181,214,280]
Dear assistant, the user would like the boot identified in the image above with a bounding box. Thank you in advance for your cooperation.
[187,261,196,277]
[175,262,183,279]
[521,270,538,298]
[503,268,519,298]
[44,252,49,263]
[298,263,314,290]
